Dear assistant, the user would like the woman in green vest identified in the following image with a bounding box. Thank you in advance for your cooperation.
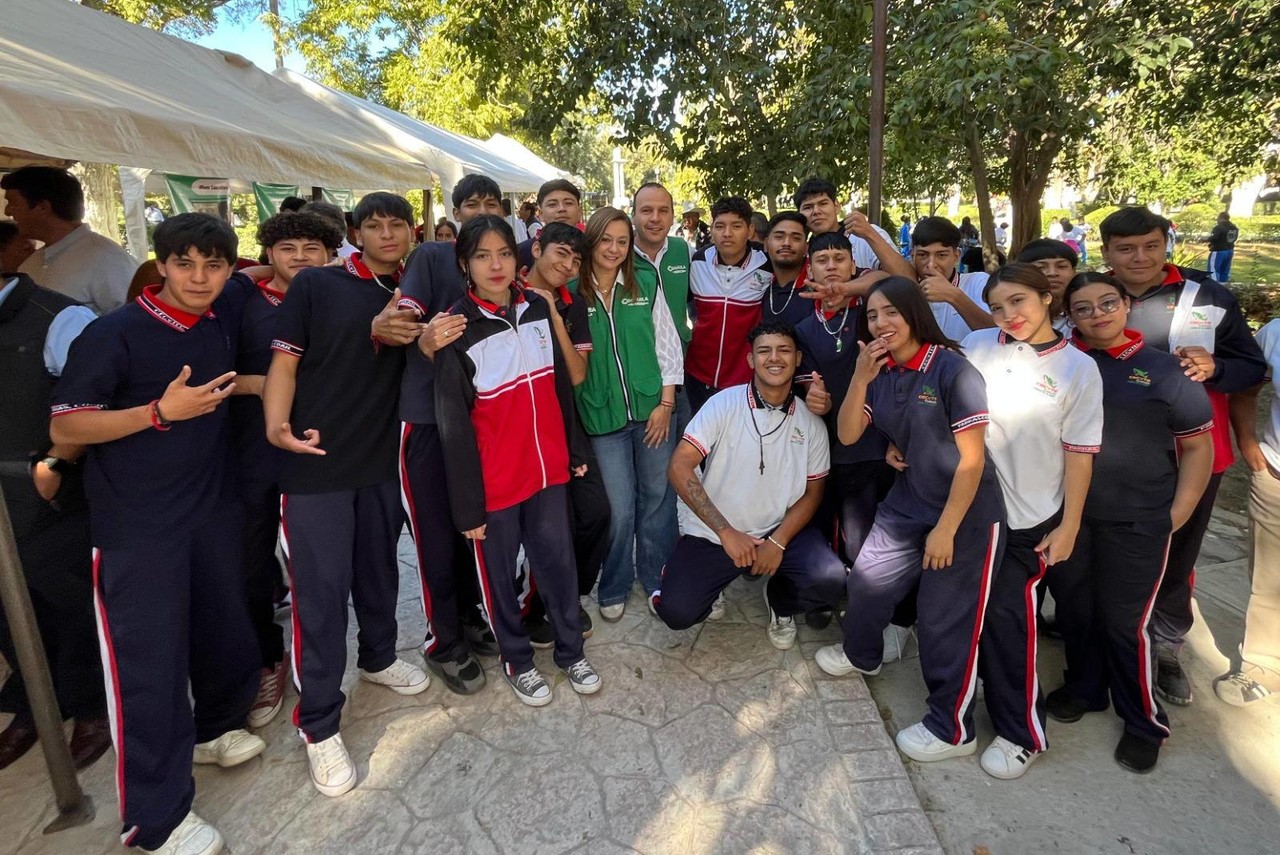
[575,207,685,621]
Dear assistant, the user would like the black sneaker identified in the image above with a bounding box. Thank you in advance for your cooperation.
[1114,732,1159,774]
[804,608,834,630]
[1156,649,1193,706]
[425,652,486,695]
[1045,686,1100,723]
[579,605,593,639]
[526,618,554,650]
[463,620,500,657]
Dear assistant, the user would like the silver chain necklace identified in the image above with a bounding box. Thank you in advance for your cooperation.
[820,304,851,353]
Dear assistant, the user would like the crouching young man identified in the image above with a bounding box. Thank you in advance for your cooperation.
[651,321,845,648]
[50,214,264,855]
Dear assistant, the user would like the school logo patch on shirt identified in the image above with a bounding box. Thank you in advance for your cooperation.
[1188,310,1213,331]
[916,385,939,406]
[1127,368,1152,387]
[1034,375,1060,397]
[790,426,806,445]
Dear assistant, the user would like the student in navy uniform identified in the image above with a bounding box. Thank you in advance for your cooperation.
[1015,238,1079,332]
[815,277,1006,766]
[760,212,815,330]
[653,322,845,650]
[516,179,583,271]
[264,192,430,799]
[230,211,343,730]
[909,216,996,341]
[51,214,265,855]
[0,270,107,772]
[961,264,1104,780]
[519,222,611,647]
[372,174,505,695]
[1046,272,1214,773]
[434,215,602,706]
[1099,206,1266,705]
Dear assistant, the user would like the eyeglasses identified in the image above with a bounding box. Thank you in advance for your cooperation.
[1069,297,1123,320]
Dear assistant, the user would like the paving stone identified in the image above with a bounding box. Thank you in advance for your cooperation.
[601,776,693,850]
[401,731,503,820]
[273,788,415,854]
[686,799,846,854]
[840,748,911,781]
[830,722,895,751]
[399,813,501,854]
[685,624,787,683]
[825,698,884,725]
[863,810,941,850]
[849,778,924,815]
[577,713,663,777]
[474,757,607,854]
[584,644,714,727]
[654,705,778,803]
[815,675,872,700]
[714,668,829,746]
[768,739,862,833]
[344,707,452,790]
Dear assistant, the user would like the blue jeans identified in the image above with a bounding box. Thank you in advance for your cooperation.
[1210,249,1234,283]
[591,420,678,606]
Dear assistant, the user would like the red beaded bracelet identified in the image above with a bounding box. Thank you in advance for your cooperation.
[149,399,172,431]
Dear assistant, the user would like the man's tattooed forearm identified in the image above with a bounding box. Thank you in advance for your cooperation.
[684,475,731,533]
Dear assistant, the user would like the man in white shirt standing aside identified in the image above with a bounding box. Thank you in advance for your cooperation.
[2,167,136,315]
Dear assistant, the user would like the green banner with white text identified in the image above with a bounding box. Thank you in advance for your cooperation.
[253,182,301,221]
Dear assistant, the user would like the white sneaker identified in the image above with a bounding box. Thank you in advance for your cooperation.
[763,585,797,650]
[306,733,356,797]
[706,591,727,621]
[140,811,223,855]
[882,624,916,663]
[979,736,1041,780]
[359,658,430,695]
[192,728,265,768]
[814,644,881,677]
[599,602,625,622]
[895,721,976,762]
[563,658,603,695]
[646,594,658,617]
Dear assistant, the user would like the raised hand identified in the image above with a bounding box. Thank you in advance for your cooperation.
[371,288,426,345]
[157,365,237,422]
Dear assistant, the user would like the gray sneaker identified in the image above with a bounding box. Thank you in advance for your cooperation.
[425,652,486,696]
[505,667,552,707]
[563,658,603,695]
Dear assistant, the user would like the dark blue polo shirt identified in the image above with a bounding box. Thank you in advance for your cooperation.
[761,261,813,330]
[795,299,887,466]
[271,254,405,494]
[229,279,285,488]
[51,275,255,548]
[862,344,1004,527]
[1075,329,1214,522]
[395,241,466,424]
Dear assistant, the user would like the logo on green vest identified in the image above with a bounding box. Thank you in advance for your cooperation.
[669,264,688,275]
[1128,368,1152,387]
[1034,375,1059,397]
[620,296,651,307]
[917,385,939,406]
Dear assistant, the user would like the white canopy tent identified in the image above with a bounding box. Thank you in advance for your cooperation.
[484,134,582,186]
[275,70,548,201]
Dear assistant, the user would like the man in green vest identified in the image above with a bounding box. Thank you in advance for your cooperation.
[632,181,693,435]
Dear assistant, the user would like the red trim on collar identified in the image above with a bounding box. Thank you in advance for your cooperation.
[468,283,527,314]
[256,278,286,306]
[1072,327,1145,360]
[136,284,214,331]
[343,251,403,281]
[997,329,1069,357]
[886,343,936,372]
[1103,264,1183,294]
[746,382,797,415]
[556,285,574,306]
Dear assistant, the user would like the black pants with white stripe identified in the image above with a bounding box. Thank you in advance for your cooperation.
[979,514,1056,754]
[94,510,258,850]
[400,423,483,663]
[282,481,402,743]
[841,506,1005,746]
[1048,515,1172,744]
[1151,472,1223,650]
[473,484,582,676]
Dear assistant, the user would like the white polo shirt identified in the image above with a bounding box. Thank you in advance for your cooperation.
[18,224,136,315]
[932,271,991,342]
[848,224,895,270]
[1254,320,1280,472]
[679,383,830,544]
[961,328,1104,530]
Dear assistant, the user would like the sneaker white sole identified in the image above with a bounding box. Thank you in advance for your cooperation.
[767,630,797,651]
[193,737,265,768]
[310,764,357,798]
[895,730,977,763]
[599,604,625,622]
[247,698,284,730]
[508,681,554,707]
[979,745,1041,780]
[359,671,430,696]
[567,676,603,695]
[814,645,881,677]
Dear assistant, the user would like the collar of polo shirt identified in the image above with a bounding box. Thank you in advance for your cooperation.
[885,343,937,372]
[136,283,215,332]
[996,330,1069,356]
[1072,327,1145,360]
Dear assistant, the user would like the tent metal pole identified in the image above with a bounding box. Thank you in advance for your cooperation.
[0,484,94,833]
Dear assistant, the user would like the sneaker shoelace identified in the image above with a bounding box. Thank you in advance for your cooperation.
[567,661,595,683]
[256,667,283,702]
[312,737,347,770]
[514,670,546,694]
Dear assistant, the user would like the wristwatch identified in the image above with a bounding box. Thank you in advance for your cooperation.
[37,455,71,475]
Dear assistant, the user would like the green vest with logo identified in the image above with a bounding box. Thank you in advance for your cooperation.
[573,266,665,435]
[634,236,691,344]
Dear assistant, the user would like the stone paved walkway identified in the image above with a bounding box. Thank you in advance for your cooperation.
[0,534,941,855]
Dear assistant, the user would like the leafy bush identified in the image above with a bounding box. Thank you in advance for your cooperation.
[1171,202,1218,236]
[1239,215,1280,241]
[1083,205,1121,231]
[1228,283,1280,327]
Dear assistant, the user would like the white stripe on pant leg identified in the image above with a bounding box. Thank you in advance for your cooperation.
[953,521,1001,744]
[398,421,439,652]
[1136,536,1173,738]
[1024,557,1048,751]
[90,548,126,821]
[279,495,304,695]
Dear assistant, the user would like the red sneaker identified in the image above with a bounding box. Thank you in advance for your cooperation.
[248,662,286,729]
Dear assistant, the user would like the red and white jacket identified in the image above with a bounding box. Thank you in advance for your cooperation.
[686,245,771,388]
[434,284,587,532]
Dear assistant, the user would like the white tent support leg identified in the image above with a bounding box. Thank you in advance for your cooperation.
[119,166,152,264]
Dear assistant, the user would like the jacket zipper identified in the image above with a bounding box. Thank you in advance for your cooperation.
[604,289,633,421]
[506,307,548,487]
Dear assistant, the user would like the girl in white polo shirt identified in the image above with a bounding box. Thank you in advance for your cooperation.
[961,263,1104,780]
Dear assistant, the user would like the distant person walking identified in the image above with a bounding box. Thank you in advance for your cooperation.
[1208,212,1239,283]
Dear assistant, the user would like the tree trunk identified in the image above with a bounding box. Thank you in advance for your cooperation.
[70,162,122,245]
[1008,129,1060,256]
[965,123,1000,273]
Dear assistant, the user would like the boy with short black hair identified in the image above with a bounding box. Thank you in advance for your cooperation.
[910,215,996,340]
[517,178,583,270]
[50,213,264,855]
[1017,238,1079,330]
[761,211,813,329]
[1099,205,1266,705]
[264,192,430,799]
[232,211,343,730]
[685,197,772,412]
[792,177,915,279]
